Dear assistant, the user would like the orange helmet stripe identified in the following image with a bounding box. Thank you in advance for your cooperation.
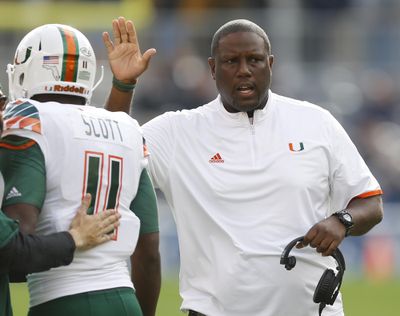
[58,27,79,82]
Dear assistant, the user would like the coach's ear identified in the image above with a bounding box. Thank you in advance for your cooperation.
[208,57,216,80]
[268,54,274,68]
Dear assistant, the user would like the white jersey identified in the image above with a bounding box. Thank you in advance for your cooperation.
[3,99,146,307]
[143,91,382,316]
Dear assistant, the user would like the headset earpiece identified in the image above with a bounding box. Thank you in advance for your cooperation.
[284,256,297,270]
[313,269,337,304]
[280,236,304,270]
[280,236,346,316]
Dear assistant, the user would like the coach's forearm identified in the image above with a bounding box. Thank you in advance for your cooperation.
[346,195,383,236]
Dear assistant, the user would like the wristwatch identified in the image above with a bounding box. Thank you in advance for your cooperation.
[332,210,354,237]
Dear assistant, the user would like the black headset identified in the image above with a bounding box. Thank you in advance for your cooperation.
[280,236,346,316]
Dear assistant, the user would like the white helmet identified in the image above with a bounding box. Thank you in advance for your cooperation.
[7,23,103,104]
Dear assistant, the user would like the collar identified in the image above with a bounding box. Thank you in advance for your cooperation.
[214,90,274,125]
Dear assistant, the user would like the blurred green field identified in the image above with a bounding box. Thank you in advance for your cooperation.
[10,278,400,315]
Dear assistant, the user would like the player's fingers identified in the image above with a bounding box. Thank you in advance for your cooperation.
[126,20,137,45]
[112,19,121,45]
[118,16,128,43]
[102,32,114,53]
[142,48,157,67]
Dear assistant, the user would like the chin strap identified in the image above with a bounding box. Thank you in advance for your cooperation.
[92,65,104,92]
[85,65,104,105]
[6,63,15,101]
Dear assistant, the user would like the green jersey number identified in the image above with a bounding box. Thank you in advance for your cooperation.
[82,151,123,215]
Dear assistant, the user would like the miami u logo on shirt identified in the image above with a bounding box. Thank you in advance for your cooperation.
[289,142,304,152]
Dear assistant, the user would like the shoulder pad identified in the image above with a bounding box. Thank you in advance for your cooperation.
[3,100,41,134]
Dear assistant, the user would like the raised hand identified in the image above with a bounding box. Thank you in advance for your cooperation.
[103,16,156,83]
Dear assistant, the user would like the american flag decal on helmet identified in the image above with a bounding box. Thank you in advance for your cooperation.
[3,100,41,134]
[43,56,59,65]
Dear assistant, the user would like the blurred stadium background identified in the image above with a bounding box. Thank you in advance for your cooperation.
[1,0,400,315]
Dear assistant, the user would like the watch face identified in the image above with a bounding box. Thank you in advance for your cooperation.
[343,214,352,222]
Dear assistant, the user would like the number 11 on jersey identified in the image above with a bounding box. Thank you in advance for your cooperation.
[82,151,123,240]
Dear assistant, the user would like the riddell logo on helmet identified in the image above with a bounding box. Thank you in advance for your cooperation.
[54,85,85,94]
[45,85,88,94]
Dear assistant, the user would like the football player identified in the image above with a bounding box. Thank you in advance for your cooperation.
[1,23,160,316]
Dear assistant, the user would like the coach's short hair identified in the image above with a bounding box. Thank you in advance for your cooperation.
[210,19,271,57]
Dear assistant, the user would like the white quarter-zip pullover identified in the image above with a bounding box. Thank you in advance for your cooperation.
[143,91,381,316]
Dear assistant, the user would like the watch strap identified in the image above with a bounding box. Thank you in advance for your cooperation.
[332,210,354,237]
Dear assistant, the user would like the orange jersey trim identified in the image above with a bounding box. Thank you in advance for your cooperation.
[5,116,41,134]
[355,189,383,199]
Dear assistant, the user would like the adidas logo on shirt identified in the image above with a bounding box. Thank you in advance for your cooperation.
[6,187,22,200]
[209,153,224,163]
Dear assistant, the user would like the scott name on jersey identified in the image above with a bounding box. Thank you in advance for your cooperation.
[81,113,123,142]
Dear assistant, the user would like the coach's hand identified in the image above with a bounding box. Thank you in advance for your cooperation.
[103,16,156,84]
[296,217,346,257]
[68,194,121,250]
